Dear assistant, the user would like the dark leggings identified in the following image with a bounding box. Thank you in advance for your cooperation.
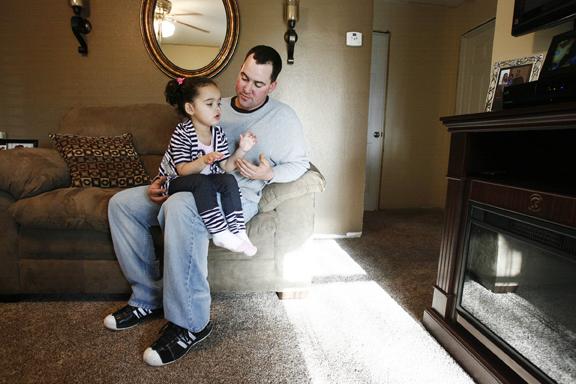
[168,174,245,235]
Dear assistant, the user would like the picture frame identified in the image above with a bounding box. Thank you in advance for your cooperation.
[485,54,544,112]
[0,139,39,150]
[540,29,576,79]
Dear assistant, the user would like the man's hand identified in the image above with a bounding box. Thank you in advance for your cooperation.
[235,154,273,181]
[148,176,168,205]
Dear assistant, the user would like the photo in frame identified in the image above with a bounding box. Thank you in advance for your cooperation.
[0,139,38,150]
[540,30,576,78]
[485,54,544,111]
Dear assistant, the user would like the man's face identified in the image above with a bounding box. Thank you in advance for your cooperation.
[234,54,277,111]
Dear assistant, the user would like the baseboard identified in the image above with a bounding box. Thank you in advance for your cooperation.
[276,290,309,300]
[313,232,363,239]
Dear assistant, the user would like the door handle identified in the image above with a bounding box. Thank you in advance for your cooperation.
[373,132,381,138]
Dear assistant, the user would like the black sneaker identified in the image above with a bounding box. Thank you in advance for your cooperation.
[143,321,212,366]
[103,304,162,331]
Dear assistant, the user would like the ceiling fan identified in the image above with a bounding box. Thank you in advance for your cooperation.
[154,0,210,39]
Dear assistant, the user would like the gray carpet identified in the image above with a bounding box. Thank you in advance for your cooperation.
[0,210,473,384]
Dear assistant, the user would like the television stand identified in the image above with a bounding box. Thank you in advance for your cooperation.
[423,102,576,384]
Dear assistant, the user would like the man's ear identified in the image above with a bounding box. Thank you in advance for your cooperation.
[184,102,195,116]
[267,81,278,94]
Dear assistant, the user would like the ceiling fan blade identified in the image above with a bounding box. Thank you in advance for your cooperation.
[174,20,210,34]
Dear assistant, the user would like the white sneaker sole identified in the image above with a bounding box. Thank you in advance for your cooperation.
[103,314,120,331]
[103,314,139,331]
[143,327,212,367]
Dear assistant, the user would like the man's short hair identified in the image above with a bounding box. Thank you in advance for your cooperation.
[245,45,282,82]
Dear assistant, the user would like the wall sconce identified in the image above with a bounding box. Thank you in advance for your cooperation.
[70,0,92,55]
[284,0,299,64]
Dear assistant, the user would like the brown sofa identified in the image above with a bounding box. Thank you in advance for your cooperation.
[0,104,325,298]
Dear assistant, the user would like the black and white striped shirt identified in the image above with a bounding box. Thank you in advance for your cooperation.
[159,118,230,186]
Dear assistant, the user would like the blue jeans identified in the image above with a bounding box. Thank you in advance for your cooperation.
[108,186,258,332]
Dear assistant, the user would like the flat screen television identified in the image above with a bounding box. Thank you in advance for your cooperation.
[512,0,576,36]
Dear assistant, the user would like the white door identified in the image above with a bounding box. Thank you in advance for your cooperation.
[364,31,389,211]
[456,19,495,114]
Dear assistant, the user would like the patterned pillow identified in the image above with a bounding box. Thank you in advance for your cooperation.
[49,133,150,188]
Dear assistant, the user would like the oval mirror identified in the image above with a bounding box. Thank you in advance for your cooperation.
[141,0,239,78]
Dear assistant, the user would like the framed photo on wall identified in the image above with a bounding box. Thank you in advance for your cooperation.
[485,54,544,112]
[0,139,39,150]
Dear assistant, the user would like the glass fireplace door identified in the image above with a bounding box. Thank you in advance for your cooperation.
[457,204,576,384]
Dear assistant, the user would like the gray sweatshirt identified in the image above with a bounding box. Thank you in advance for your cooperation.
[221,96,310,203]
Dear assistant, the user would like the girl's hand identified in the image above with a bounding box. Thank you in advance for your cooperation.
[239,131,257,152]
[203,152,224,164]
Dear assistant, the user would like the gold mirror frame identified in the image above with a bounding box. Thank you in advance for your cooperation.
[140,0,240,78]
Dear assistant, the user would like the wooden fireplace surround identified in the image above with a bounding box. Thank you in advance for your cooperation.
[422,102,576,384]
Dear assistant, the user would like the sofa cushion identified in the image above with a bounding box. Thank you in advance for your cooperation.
[59,104,179,155]
[0,148,70,200]
[140,154,163,179]
[9,187,120,232]
[49,133,150,188]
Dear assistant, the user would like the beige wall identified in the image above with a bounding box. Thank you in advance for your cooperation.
[373,0,497,209]
[0,0,373,235]
[7,1,543,234]
[0,1,167,144]
[492,0,572,64]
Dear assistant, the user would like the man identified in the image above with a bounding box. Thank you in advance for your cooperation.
[104,45,309,367]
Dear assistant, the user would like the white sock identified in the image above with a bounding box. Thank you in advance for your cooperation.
[212,230,245,253]
[236,230,251,243]
[236,231,257,257]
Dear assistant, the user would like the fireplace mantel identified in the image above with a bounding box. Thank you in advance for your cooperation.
[423,102,576,384]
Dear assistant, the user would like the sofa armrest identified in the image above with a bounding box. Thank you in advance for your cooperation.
[258,164,326,213]
[0,148,70,200]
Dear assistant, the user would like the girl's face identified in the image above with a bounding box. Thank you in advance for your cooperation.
[185,84,222,129]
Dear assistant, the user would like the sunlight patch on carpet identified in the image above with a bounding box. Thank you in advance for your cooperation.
[281,240,473,384]
[282,240,367,284]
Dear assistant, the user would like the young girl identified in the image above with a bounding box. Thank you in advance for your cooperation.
[159,77,257,256]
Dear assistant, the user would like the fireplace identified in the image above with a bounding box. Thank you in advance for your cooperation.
[458,201,576,383]
[422,103,576,384]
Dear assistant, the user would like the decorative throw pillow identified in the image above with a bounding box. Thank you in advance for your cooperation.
[49,133,150,188]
